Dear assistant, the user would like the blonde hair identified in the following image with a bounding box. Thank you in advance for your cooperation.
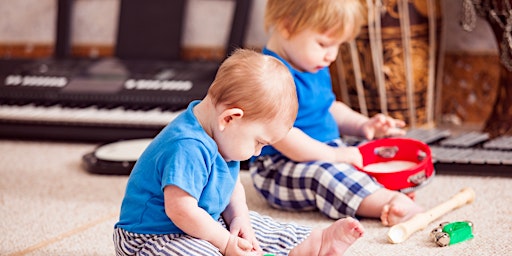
[265,0,364,40]
[207,49,298,126]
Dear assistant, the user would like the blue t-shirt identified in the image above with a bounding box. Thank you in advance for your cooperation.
[259,48,340,156]
[115,100,240,234]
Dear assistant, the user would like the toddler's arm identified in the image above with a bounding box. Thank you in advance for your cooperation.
[272,100,406,166]
[329,101,371,137]
[273,127,363,166]
[330,101,405,139]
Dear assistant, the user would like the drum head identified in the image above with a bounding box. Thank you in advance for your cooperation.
[82,138,152,175]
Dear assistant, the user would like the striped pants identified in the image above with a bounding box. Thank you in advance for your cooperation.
[250,139,382,219]
[113,211,311,256]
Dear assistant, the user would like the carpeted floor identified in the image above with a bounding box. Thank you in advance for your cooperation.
[1,139,511,255]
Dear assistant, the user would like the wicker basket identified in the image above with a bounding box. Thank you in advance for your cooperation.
[333,0,442,128]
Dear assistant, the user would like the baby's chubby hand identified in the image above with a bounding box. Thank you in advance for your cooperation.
[362,114,406,139]
[224,234,261,256]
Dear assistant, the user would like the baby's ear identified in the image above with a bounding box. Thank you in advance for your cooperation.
[218,108,244,131]
[277,20,292,39]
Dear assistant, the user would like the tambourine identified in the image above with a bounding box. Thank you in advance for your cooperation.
[82,138,152,175]
[356,137,434,192]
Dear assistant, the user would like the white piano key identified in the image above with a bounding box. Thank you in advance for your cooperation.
[0,103,183,126]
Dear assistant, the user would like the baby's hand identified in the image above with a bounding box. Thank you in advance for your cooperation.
[363,114,406,139]
[229,216,262,253]
[335,146,363,167]
[224,234,258,256]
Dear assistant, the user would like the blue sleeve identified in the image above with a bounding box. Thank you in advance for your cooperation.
[159,139,211,200]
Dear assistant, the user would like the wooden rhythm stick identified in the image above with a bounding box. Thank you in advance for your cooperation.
[387,187,476,244]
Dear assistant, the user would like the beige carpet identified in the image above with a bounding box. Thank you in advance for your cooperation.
[1,139,512,255]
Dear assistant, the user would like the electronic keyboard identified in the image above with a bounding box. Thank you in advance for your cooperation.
[0,58,217,141]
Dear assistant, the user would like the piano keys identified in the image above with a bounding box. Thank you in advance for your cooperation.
[0,58,217,142]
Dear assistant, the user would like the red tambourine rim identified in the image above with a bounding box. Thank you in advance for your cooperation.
[356,137,434,191]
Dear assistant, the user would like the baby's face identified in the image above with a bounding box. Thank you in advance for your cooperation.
[279,27,349,73]
[216,118,290,162]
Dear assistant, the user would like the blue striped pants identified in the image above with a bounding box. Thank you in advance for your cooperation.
[113,211,311,256]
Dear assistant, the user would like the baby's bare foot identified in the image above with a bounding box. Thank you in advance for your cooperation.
[381,204,407,226]
[380,193,423,226]
[319,217,364,256]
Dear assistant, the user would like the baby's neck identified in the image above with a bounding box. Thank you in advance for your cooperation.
[266,34,303,72]
[265,33,286,59]
[193,97,215,138]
